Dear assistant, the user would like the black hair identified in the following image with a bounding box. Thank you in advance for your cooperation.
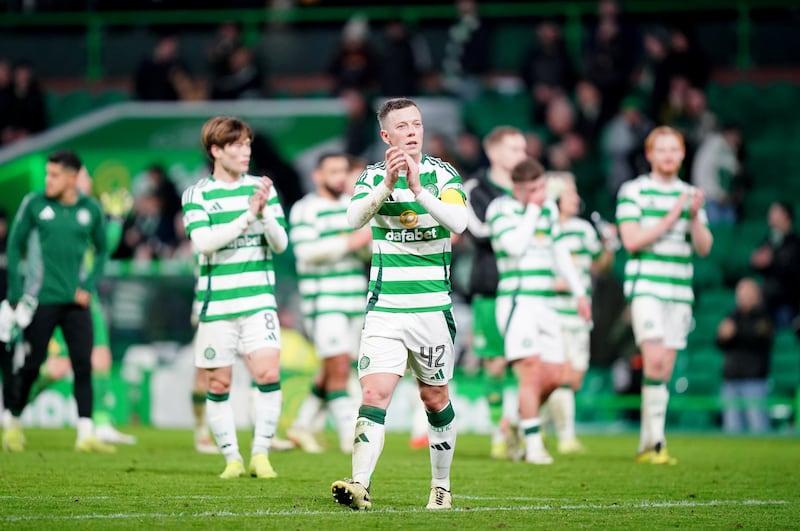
[47,150,82,172]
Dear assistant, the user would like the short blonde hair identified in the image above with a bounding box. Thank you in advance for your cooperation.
[483,125,523,151]
[644,125,685,153]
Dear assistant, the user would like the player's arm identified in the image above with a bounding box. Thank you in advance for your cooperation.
[291,202,356,265]
[260,184,288,255]
[490,201,541,258]
[688,189,713,257]
[81,202,109,294]
[5,195,35,305]
[182,187,258,256]
[347,171,394,229]
[405,155,467,234]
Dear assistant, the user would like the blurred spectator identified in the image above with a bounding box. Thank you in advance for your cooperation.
[453,131,484,176]
[134,34,193,101]
[582,0,639,116]
[691,124,743,225]
[327,14,379,95]
[340,89,373,158]
[116,187,178,260]
[750,202,800,328]
[574,79,611,144]
[716,278,773,434]
[207,22,243,93]
[637,28,671,119]
[683,87,719,148]
[662,27,709,92]
[142,165,182,223]
[520,20,576,124]
[441,0,491,101]
[378,19,432,97]
[525,131,545,162]
[2,60,48,145]
[210,46,265,100]
[0,59,13,145]
[601,95,653,195]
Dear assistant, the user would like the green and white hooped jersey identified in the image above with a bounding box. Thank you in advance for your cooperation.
[552,217,601,331]
[290,193,368,319]
[615,174,708,305]
[182,174,286,322]
[487,196,561,304]
[353,155,464,313]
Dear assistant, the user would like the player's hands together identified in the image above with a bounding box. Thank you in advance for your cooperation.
[249,176,272,218]
[577,296,592,323]
[689,187,705,220]
[401,152,422,196]
[74,289,91,308]
[384,147,407,189]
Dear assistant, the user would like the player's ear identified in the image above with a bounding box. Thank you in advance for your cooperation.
[379,129,391,146]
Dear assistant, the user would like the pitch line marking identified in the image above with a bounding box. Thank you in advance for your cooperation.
[0,499,790,522]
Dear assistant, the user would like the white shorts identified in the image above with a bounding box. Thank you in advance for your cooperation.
[194,309,281,368]
[562,328,590,372]
[357,310,456,386]
[631,296,692,350]
[305,313,364,359]
[496,297,564,364]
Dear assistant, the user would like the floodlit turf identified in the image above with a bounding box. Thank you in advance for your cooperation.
[0,428,796,529]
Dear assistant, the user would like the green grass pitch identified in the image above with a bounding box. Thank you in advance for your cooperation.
[0,428,796,529]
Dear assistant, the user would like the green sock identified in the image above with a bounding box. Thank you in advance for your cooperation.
[92,370,112,427]
[485,373,505,427]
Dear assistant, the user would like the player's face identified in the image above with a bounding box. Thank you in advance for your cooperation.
[44,162,77,200]
[488,133,527,173]
[646,133,684,176]
[559,180,580,217]
[215,136,251,175]
[381,105,424,158]
[512,176,546,205]
[316,156,350,197]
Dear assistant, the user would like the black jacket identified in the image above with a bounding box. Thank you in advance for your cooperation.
[464,168,507,297]
[716,306,773,380]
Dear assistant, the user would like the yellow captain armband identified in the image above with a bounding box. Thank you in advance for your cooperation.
[441,189,466,206]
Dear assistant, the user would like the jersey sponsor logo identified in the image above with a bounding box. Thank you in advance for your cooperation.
[77,208,91,226]
[224,233,263,250]
[384,227,439,243]
[399,209,418,228]
[39,206,55,220]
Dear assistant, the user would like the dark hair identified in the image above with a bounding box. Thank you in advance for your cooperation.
[511,158,546,183]
[377,98,418,127]
[48,150,82,172]
[316,152,347,168]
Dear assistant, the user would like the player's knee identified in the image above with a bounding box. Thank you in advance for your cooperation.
[251,366,279,386]
[513,357,540,384]
[326,355,351,380]
[419,385,449,412]
[361,385,392,407]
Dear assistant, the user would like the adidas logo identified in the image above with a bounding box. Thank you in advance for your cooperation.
[39,206,55,220]
[429,442,452,451]
[353,433,369,445]
[210,202,224,212]
[431,369,445,381]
